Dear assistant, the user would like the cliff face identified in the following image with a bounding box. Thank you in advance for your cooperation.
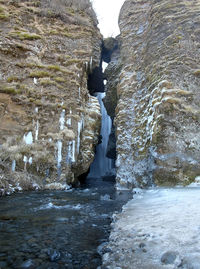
[107,0,200,188]
[0,0,102,195]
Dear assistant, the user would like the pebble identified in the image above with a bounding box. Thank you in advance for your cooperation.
[47,249,61,262]
[161,251,177,264]
[20,259,34,268]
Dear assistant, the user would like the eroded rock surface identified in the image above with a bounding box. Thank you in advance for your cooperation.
[107,0,200,188]
[0,0,102,195]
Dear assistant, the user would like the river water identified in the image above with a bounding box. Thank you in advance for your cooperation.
[0,92,129,268]
[0,177,131,269]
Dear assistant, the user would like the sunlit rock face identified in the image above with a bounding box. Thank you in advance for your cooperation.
[108,0,200,188]
[0,0,101,195]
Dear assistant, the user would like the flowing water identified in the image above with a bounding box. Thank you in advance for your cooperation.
[0,177,131,269]
[88,93,113,178]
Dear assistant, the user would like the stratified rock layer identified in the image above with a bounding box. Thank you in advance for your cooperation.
[109,0,200,188]
[0,0,101,195]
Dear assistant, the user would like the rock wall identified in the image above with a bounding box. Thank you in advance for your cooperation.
[0,0,102,195]
[107,0,200,188]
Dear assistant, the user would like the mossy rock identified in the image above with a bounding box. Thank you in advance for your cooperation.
[54,77,66,83]
[0,86,20,95]
[29,71,51,78]
[193,69,200,77]
[9,31,42,40]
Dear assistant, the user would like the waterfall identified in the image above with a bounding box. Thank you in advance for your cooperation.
[88,92,113,178]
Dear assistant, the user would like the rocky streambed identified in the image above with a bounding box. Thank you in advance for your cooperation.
[0,177,131,269]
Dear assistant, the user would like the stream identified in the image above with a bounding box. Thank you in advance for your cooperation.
[0,177,131,269]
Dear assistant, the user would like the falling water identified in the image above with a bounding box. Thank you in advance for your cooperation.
[88,92,112,178]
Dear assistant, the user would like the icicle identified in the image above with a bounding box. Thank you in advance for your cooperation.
[90,56,93,71]
[85,62,88,72]
[11,160,16,172]
[59,109,65,130]
[35,107,38,113]
[67,118,71,126]
[67,109,72,126]
[57,140,62,168]
[77,121,82,154]
[35,120,39,141]
[82,114,85,129]
[23,132,33,145]
[66,142,72,164]
[23,155,28,170]
[78,87,81,98]
[72,140,76,163]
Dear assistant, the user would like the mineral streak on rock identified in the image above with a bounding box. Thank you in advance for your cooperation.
[0,0,101,195]
[106,0,200,188]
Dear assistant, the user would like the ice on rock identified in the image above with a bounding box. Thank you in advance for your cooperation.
[77,121,82,153]
[11,160,16,172]
[57,140,62,168]
[23,131,33,145]
[66,142,72,164]
[29,157,32,164]
[33,77,37,85]
[72,140,76,163]
[90,56,93,71]
[35,120,39,141]
[67,109,72,126]
[59,109,65,131]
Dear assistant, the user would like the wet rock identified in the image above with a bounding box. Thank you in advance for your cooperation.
[0,261,8,268]
[139,242,146,248]
[20,259,34,268]
[47,249,61,262]
[161,251,178,264]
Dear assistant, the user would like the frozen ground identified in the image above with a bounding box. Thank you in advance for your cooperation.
[101,186,200,269]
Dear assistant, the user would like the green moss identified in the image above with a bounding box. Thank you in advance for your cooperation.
[0,5,8,20]
[29,71,51,78]
[7,76,19,83]
[0,86,20,95]
[54,77,66,83]
[47,65,61,71]
[0,14,8,20]
[9,31,42,40]
[16,62,44,68]
[193,69,200,77]
[63,59,81,66]
[40,78,56,86]
[33,100,43,106]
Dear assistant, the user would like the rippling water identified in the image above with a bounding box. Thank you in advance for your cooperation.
[0,177,131,269]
